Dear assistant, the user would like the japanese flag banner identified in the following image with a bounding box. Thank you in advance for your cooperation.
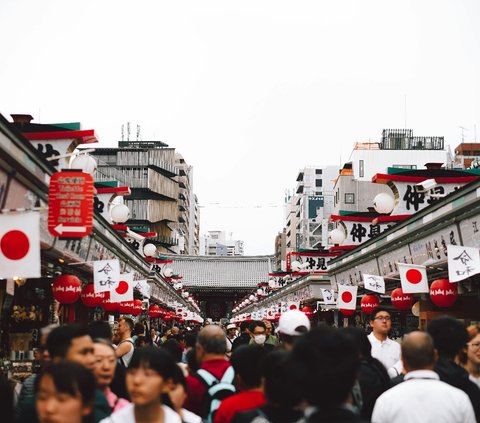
[448,245,480,283]
[398,263,429,293]
[321,289,336,305]
[287,301,300,310]
[0,212,41,279]
[93,259,120,293]
[363,274,386,294]
[337,285,358,310]
[110,273,134,303]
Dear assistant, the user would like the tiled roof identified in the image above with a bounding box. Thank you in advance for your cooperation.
[163,255,275,290]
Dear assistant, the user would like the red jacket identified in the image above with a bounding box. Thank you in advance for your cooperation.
[185,358,232,416]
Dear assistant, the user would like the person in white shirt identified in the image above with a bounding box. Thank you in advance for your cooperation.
[372,331,476,423]
[100,347,181,423]
[367,308,401,377]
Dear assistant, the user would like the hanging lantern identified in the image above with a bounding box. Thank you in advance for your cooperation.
[131,299,143,316]
[340,308,356,317]
[102,293,119,313]
[143,243,157,257]
[430,279,458,308]
[373,193,395,214]
[70,154,97,176]
[163,268,174,278]
[301,306,314,318]
[118,301,135,314]
[81,284,105,307]
[148,304,161,318]
[52,274,82,304]
[360,295,380,314]
[329,228,346,245]
[391,288,414,311]
[110,204,130,223]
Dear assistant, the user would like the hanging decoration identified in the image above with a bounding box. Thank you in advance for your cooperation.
[52,274,82,304]
[360,295,380,314]
[131,299,143,316]
[301,306,314,318]
[148,304,161,318]
[102,293,119,313]
[391,288,414,311]
[81,284,105,307]
[340,308,356,317]
[430,279,458,308]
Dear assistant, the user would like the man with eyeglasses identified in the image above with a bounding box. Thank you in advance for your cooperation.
[367,308,401,378]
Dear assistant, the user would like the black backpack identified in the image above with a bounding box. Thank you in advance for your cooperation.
[195,367,236,423]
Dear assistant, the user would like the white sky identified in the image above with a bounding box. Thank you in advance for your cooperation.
[1,0,479,255]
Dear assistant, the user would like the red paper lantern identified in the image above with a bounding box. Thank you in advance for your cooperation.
[118,301,135,314]
[391,288,414,311]
[430,279,458,308]
[340,308,355,317]
[274,313,281,322]
[81,284,105,307]
[131,299,143,316]
[148,304,161,318]
[360,295,380,314]
[102,293,119,313]
[52,274,82,304]
[301,306,314,318]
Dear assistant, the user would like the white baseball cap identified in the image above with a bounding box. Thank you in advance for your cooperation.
[277,309,311,336]
[226,323,237,330]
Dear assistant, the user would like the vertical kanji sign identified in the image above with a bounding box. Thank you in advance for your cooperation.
[48,171,94,237]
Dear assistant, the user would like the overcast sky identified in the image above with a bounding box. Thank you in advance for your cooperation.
[1,1,479,255]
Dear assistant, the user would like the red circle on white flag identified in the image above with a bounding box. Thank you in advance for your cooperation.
[406,269,422,284]
[290,304,297,310]
[1,230,30,260]
[341,291,353,303]
[116,281,129,294]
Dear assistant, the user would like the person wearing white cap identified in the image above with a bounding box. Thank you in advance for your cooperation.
[276,309,311,351]
[225,323,238,359]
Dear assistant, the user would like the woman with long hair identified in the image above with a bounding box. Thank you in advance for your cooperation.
[35,361,96,423]
[100,347,181,423]
[460,325,480,388]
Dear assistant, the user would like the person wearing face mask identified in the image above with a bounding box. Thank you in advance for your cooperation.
[249,321,275,352]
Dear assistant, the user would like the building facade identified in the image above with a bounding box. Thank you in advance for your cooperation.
[201,231,245,256]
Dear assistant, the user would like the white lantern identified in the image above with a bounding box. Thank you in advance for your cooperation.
[249,294,256,301]
[268,279,276,289]
[176,282,183,290]
[110,204,130,223]
[143,243,157,257]
[163,268,174,278]
[329,228,346,245]
[70,154,97,175]
[373,193,395,214]
[257,288,263,295]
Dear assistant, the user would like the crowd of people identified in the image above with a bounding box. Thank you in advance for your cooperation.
[1,308,479,423]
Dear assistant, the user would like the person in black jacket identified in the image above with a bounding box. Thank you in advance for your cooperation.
[427,316,480,422]
[343,327,390,419]
[231,321,252,351]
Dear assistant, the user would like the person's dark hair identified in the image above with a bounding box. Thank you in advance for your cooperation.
[401,332,435,370]
[132,322,144,336]
[134,335,147,348]
[171,362,187,390]
[185,332,197,349]
[291,326,359,409]
[128,347,177,381]
[0,373,13,423]
[197,328,227,355]
[249,320,266,332]
[87,320,112,341]
[230,345,265,389]
[186,349,199,373]
[35,361,96,423]
[427,316,468,359]
[47,324,90,359]
[93,338,115,351]
[162,339,183,362]
[262,349,302,408]
[239,321,250,333]
[342,327,373,359]
[369,307,391,322]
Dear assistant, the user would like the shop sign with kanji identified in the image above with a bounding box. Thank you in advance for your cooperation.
[48,171,94,237]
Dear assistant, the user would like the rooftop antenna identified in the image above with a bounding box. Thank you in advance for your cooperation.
[127,122,131,141]
[459,126,468,143]
[121,124,124,141]
[136,124,141,141]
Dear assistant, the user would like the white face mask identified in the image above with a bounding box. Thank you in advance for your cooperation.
[254,334,266,345]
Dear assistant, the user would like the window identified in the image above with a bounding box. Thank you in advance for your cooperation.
[345,193,355,204]
[359,160,364,178]
[315,179,322,187]
[315,169,322,175]
[392,164,417,170]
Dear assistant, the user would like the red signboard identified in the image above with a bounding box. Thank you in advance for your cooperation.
[48,171,94,238]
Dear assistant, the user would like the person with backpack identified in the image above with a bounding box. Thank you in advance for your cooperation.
[185,325,236,421]
[115,317,135,368]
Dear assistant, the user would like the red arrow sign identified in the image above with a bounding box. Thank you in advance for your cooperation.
[48,171,94,238]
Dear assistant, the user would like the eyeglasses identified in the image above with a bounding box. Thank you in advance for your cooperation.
[468,343,480,350]
[374,316,391,321]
